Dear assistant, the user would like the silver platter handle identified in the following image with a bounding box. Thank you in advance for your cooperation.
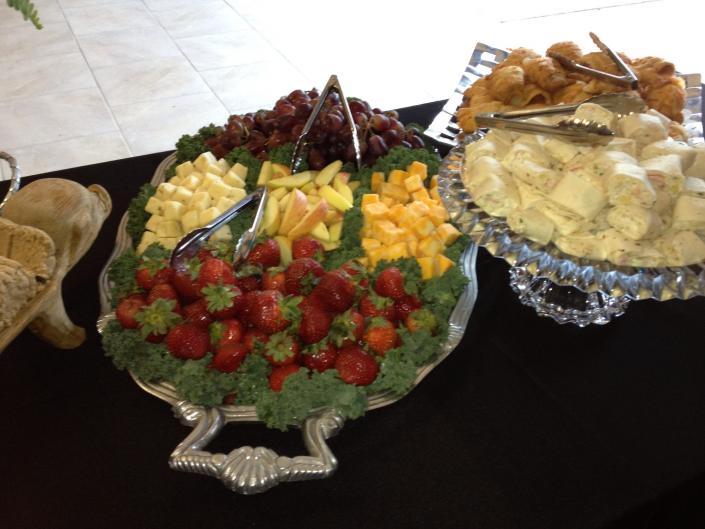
[0,152,22,215]
[169,402,345,494]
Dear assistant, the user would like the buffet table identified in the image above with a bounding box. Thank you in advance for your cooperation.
[1,101,704,529]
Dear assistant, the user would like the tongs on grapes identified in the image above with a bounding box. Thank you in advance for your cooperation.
[290,74,362,173]
[170,186,269,270]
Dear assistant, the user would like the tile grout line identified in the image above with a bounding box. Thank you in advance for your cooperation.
[499,0,663,22]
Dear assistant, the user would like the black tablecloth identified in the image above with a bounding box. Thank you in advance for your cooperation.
[1,101,704,529]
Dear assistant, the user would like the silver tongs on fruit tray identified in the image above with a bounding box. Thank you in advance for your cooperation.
[290,74,362,173]
[170,186,269,269]
[548,32,639,90]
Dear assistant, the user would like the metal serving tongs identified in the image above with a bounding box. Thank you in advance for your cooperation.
[170,186,269,270]
[290,74,362,173]
[548,32,639,90]
[0,151,22,215]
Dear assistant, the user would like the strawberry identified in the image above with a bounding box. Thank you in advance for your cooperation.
[246,239,280,269]
[171,257,202,301]
[243,329,269,353]
[263,331,301,366]
[359,292,396,322]
[134,298,182,341]
[335,345,379,386]
[374,267,406,300]
[269,364,302,392]
[363,317,398,356]
[292,237,324,260]
[303,342,338,372]
[212,342,249,373]
[311,270,355,313]
[198,257,236,290]
[135,263,173,291]
[182,298,213,328]
[405,308,438,334]
[202,283,243,320]
[298,296,333,344]
[116,294,147,329]
[248,290,293,334]
[166,323,210,360]
[236,274,261,292]
[284,258,324,295]
[210,318,244,348]
[238,290,259,326]
[262,268,286,293]
[329,309,364,347]
[146,283,180,307]
[223,393,236,405]
[394,294,422,321]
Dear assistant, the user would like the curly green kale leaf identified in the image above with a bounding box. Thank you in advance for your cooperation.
[174,124,221,164]
[229,354,270,405]
[108,249,140,305]
[126,183,155,245]
[324,206,364,270]
[172,355,239,407]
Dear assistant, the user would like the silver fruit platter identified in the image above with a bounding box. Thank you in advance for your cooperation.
[97,152,478,494]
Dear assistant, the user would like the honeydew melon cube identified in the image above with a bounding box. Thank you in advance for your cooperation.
[156,182,177,200]
[162,200,185,220]
[145,214,163,233]
[208,180,232,200]
[211,225,232,241]
[145,196,163,216]
[181,174,201,191]
[156,220,182,238]
[216,197,236,212]
[201,172,222,190]
[157,237,178,250]
[228,187,247,203]
[194,152,218,173]
[181,210,200,233]
[224,170,246,188]
[137,231,158,254]
[199,207,222,225]
[175,161,195,179]
[189,191,211,212]
[171,186,194,204]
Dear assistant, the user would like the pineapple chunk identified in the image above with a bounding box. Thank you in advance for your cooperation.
[211,225,232,241]
[403,174,423,193]
[175,161,195,179]
[156,220,182,238]
[171,186,194,205]
[379,182,410,203]
[407,161,428,180]
[216,197,236,212]
[208,180,233,200]
[194,152,218,173]
[215,158,230,174]
[137,231,158,254]
[362,201,389,222]
[411,187,430,201]
[227,187,247,203]
[145,196,163,216]
[200,172,220,189]
[418,235,443,258]
[416,257,434,279]
[162,200,185,220]
[436,223,461,246]
[157,237,178,250]
[181,210,200,233]
[199,207,222,225]
[388,169,408,186]
[361,238,382,252]
[223,169,246,188]
[434,254,454,276]
[145,214,163,233]
[329,221,343,242]
[156,182,177,200]
[371,171,385,192]
[231,162,248,180]
[168,175,182,186]
[189,191,210,212]
[361,193,379,207]
[411,217,436,239]
[181,174,201,191]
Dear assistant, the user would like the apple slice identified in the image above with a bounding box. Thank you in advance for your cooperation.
[287,199,329,239]
[262,196,281,236]
[268,171,313,189]
[310,221,330,242]
[272,163,292,178]
[319,184,353,211]
[274,236,293,265]
[314,160,343,186]
[333,178,354,204]
[270,187,288,201]
[257,161,273,186]
[334,172,351,185]
[278,189,308,235]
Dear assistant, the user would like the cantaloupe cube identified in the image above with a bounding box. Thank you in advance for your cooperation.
[407,239,419,257]
[380,182,410,203]
[429,206,449,227]
[408,200,431,218]
[368,246,388,268]
[356,256,369,268]
[416,257,434,280]
[372,220,398,244]
[361,194,380,207]
[411,187,430,201]
[430,175,439,188]
[371,171,385,192]
[388,169,408,186]
[411,217,436,239]
[404,174,423,193]
[418,235,443,257]
[381,196,396,208]
[386,242,409,260]
[362,238,382,252]
[430,186,442,202]
[387,204,407,224]
[436,223,461,246]
[362,201,389,222]
[434,254,454,276]
[421,197,439,208]
[407,161,428,180]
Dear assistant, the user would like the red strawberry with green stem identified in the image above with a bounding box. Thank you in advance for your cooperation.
[134,298,182,342]
[311,270,355,313]
[202,283,243,320]
[363,317,398,356]
[394,294,422,322]
[374,267,406,300]
[246,238,280,269]
[405,308,438,334]
[210,319,244,348]
[269,364,302,392]
[172,257,202,301]
[146,283,180,307]
[303,342,338,372]
[263,331,301,366]
[335,345,379,386]
[248,290,300,335]
[135,260,173,291]
[116,294,147,329]
[166,322,210,360]
[262,268,286,293]
[329,309,364,347]
[212,342,249,373]
[182,298,213,328]
[292,237,324,260]
[359,291,397,322]
[198,257,236,290]
[284,258,324,295]
[298,296,333,345]
[243,329,269,353]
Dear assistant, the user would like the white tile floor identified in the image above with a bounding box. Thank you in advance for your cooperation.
[0,0,704,176]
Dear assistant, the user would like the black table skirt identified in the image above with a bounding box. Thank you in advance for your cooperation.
[1,101,704,529]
